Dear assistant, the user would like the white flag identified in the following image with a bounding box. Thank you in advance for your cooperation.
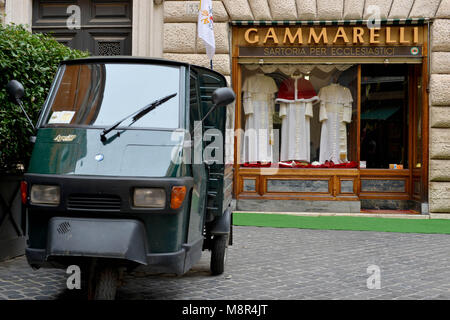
[198,0,215,61]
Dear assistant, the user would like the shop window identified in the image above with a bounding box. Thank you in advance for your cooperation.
[240,64,357,168]
[360,64,409,169]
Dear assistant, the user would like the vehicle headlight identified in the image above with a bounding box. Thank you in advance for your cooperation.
[133,188,166,208]
[30,185,60,205]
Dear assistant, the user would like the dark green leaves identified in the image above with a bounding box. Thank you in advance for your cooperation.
[0,24,89,173]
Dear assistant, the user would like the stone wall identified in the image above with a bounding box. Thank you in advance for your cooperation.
[162,0,450,216]
[163,1,231,80]
[430,0,450,215]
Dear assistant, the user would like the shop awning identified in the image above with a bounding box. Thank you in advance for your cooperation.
[230,18,429,26]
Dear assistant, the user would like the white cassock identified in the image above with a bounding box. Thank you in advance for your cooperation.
[242,73,278,163]
[276,76,319,162]
[318,83,353,164]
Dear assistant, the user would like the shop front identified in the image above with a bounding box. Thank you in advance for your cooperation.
[231,21,429,213]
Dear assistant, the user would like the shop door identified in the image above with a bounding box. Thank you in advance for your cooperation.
[32,0,132,55]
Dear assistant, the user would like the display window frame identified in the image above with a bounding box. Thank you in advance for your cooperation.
[231,22,429,207]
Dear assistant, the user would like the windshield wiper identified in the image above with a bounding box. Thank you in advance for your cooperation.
[100,92,177,141]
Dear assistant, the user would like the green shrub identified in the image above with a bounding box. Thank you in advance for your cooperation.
[0,24,89,173]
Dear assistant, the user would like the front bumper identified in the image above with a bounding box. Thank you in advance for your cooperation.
[26,241,202,275]
[26,217,203,275]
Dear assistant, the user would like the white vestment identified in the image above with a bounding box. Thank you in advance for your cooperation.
[318,83,353,164]
[279,101,313,162]
[276,76,318,162]
[242,74,278,163]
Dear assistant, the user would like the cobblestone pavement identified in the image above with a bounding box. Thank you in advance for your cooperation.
[0,226,449,300]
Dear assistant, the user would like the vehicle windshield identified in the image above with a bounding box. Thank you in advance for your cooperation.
[43,63,181,129]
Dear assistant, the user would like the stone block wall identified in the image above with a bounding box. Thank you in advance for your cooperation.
[162,0,450,215]
[430,1,450,214]
[163,1,231,81]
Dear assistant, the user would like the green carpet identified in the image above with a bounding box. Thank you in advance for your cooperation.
[233,212,450,235]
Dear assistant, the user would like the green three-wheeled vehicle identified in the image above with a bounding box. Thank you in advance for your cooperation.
[6,57,235,299]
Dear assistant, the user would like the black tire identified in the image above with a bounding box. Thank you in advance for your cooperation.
[210,234,228,275]
[83,259,97,300]
[94,267,119,300]
[229,223,233,246]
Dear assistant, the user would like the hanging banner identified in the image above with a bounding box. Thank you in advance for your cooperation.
[198,0,215,60]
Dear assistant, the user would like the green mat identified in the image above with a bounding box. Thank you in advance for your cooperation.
[233,212,450,235]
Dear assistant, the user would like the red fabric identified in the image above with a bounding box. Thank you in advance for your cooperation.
[241,161,359,168]
[310,161,358,168]
[276,78,318,102]
[241,162,273,167]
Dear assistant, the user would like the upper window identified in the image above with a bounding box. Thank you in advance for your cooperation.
[44,63,181,129]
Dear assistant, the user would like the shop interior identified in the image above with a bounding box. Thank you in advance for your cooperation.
[239,64,411,170]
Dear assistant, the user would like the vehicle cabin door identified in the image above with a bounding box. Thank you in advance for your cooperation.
[186,68,227,245]
[197,68,227,222]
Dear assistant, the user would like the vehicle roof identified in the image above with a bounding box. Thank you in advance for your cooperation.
[61,56,222,76]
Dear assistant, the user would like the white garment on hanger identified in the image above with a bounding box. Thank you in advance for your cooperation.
[279,101,313,161]
[276,76,319,162]
[242,73,278,163]
[318,83,353,163]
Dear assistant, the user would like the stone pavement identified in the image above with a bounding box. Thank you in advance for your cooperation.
[0,226,449,300]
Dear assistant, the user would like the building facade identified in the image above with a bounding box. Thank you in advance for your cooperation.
[1,0,450,218]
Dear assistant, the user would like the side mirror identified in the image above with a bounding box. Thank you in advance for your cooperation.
[212,87,235,108]
[6,80,25,103]
[199,87,236,124]
[6,80,36,131]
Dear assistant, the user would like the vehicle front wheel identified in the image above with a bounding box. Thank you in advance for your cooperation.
[210,234,228,275]
[85,261,119,300]
[94,267,119,300]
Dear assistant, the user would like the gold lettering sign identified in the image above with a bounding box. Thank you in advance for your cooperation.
[386,27,395,44]
[244,28,259,44]
[399,27,409,44]
[284,27,303,44]
[263,27,279,44]
[369,28,380,44]
[240,26,423,46]
[308,28,328,44]
[333,27,349,44]
[353,27,364,44]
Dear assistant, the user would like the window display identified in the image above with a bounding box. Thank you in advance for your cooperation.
[240,64,357,168]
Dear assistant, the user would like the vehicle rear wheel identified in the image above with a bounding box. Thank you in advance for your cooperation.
[210,234,228,275]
